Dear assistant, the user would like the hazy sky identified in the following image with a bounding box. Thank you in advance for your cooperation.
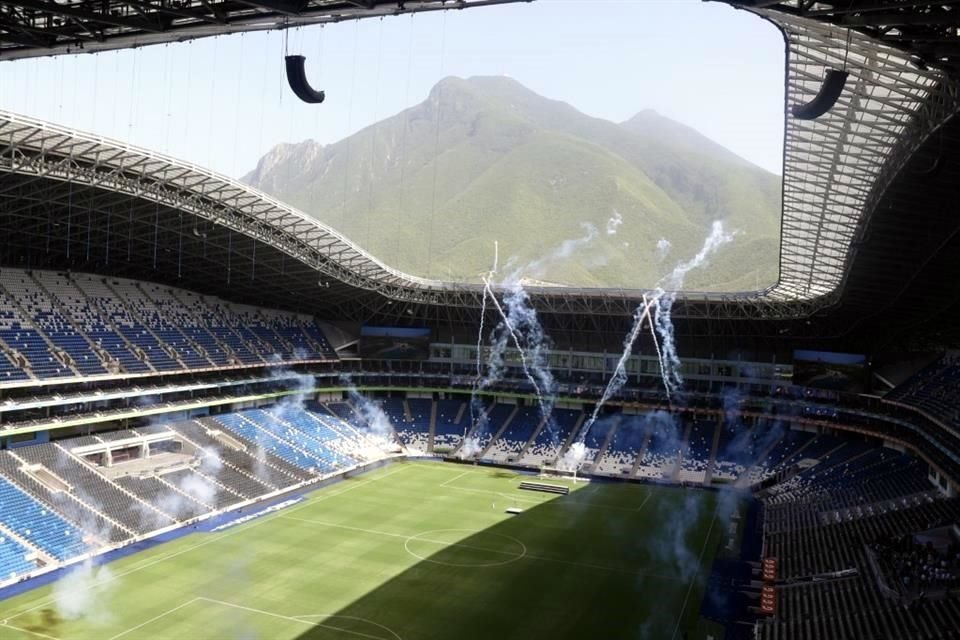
[0,0,785,179]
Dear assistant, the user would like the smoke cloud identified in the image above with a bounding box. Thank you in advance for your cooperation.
[656,238,672,261]
[606,210,623,235]
[52,559,114,623]
[341,376,397,451]
[651,221,734,400]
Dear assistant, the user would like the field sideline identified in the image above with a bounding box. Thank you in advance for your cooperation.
[0,462,728,640]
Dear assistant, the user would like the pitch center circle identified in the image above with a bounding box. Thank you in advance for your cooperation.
[403,528,527,567]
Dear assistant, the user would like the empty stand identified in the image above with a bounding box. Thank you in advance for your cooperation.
[0,269,336,383]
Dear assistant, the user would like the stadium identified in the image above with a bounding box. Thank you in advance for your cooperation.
[0,0,959,639]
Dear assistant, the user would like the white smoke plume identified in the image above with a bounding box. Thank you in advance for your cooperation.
[517,222,598,281]
[52,559,114,623]
[459,436,482,460]
[340,376,396,451]
[252,357,317,477]
[578,298,655,440]
[606,210,623,235]
[651,221,734,399]
[656,238,672,262]
[576,222,733,445]
[557,441,588,473]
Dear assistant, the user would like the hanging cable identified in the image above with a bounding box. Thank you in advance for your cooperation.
[207,37,219,167]
[425,10,448,278]
[339,19,361,231]
[395,13,415,267]
[365,16,386,251]
[66,181,73,260]
[231,34,245,178]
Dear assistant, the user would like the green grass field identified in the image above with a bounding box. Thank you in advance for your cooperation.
[0,462,728,640]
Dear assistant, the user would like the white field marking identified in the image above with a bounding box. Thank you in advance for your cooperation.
[107,597,201,640]
[196,597,400,640]
[439,469,473,487]
[634,490,654,513]
[0,621,63,640]
[279,515,684,581]
[1,465,411,623]
[403,529,527,568]
[292,614,401,640]
[670,506,721,640]
[435,467,652,512]
[439,482,543,504]
[434,468,651,513]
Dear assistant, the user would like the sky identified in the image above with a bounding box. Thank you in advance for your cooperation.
[0,0,785,179]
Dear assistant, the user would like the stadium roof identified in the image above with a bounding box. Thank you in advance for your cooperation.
[2,2,960,349]
[722,1,960,76]
[0,0,524,60]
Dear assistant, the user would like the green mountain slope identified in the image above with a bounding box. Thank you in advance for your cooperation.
[242,76,782,290]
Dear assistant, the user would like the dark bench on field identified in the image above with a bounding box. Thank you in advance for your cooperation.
[518,481,569,495]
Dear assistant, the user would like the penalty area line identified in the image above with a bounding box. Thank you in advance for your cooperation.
[0,464,411,624]
[196,597,400,640]
[670,505,720,640]
[440,469,473,487]
[0,621,63,640]
[107,597,201,640]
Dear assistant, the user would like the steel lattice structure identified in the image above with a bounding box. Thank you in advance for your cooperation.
[0,2,958,337]
[723,1,960,76]
[0,0,525,60]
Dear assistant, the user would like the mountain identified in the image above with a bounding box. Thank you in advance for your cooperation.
[242,76,781,291]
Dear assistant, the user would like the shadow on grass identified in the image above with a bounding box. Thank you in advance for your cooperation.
[293,476,724,640]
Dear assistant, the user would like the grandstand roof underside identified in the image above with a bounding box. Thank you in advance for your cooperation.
[2,2,960,351]
[0,0,525,60]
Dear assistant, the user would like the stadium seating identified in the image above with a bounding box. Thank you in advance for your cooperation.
[464,403,515,455]
[75,275,196,372]
[0,451,127,544]
[377,397,434,452]
[138,282,231,366]
[11,443,175,534]
[485,407,541,462]
[0,283,74,379]
[213,413,322,472]
[889,354,960,430]
[33,271,151,374]
[0,403,400,584]
[521,408,582,467]
[758,496,960,640]
[169,420,305,492]
[0,533,34,583]
[433,399,468,449]
[594,416,646,475]
[0,476,88,561]
[0,269,337,383]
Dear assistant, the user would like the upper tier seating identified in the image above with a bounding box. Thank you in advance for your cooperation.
[889,355,960,430]
[33,271,150,374]
[0,269,336,384]
[0,283,73,380]
[0,270,104,377]
[75,274,180,372]
[137,282,230,367]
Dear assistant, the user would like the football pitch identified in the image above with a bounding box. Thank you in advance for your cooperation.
[0,462,729,640]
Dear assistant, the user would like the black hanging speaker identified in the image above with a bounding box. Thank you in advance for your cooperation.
[285,55,325,104]
[792,69,848,120]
